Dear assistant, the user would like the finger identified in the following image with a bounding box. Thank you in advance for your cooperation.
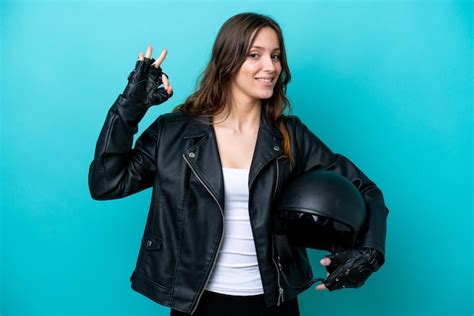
[327,250,353,266]
[138,52,144,61]
[145,45,153,59]
[152,48,167,68]
[320,258,331,266]
[162,74,169,88]
[168,85,173,94]
[316,284,327,291]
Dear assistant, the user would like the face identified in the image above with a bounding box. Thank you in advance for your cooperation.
[230,27,282,105]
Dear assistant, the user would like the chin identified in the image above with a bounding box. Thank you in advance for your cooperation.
[255,90,275,100]
[259,93,274,100]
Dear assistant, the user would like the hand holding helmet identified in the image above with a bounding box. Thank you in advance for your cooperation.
[122,45,173,108]
[273,170,385,292]
[316,247,384,291]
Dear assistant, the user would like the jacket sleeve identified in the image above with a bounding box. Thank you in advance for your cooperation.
[88,94,163,200]
[292,115,389,258]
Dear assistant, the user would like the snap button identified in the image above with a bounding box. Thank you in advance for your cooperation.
[273,146,280,151]
[142,233,162,250]
[188,152,196,158]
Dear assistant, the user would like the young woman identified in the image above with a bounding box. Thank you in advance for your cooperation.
[89,12,388,316]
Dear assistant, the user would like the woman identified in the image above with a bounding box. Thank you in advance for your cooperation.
[89,12,388,316]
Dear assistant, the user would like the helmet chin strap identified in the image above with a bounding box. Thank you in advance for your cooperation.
[273,232,340,290]
[308,277,326,287]
[277,264,327,290]
[308,242,341,288]
[272,224,332,290]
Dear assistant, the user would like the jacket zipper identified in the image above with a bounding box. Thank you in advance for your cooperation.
[182,153,225,315]
[271,157,284,306]
[272,156,284,200]
[270,155,312,294]
[272,234,284,306]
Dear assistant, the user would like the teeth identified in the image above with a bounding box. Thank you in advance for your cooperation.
[256,78,273,82]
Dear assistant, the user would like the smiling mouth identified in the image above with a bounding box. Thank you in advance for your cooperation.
[255,77,274,83]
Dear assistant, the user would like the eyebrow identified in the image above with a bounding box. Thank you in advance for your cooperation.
[250,45,281,51]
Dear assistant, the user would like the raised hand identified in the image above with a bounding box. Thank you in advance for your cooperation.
[123,44,173,108]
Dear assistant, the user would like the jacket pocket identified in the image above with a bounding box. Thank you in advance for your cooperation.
[281,246,314,290]
[137,231,172,289]
[142,233,162,251]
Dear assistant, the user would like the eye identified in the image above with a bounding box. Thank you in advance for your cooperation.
[247,53,281,61]
[248,53,259,59]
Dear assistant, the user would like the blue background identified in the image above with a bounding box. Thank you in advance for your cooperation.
[1,0,472,315]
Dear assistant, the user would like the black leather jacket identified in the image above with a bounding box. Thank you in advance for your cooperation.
[88,94,389,314]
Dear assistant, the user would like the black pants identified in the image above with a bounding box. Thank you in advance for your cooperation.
[170,290,300,316]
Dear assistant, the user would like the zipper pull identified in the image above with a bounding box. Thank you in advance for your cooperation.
[277,287,284,306]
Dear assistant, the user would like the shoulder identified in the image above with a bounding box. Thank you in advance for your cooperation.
[153,110,204,139]
[282,114,323,147]
[282,114,305,131]
[153,111,191,129]
[159,110,190,123]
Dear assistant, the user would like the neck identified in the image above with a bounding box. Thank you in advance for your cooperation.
[213,99,261,134]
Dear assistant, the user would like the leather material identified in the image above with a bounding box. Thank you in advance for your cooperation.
[88,91,389,313]
[321,247,384,291]
[122,57,172,108]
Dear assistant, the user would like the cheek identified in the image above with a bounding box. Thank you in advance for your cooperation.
[244,67,258,80]
[236,67,253,83]
[276,64,283,76]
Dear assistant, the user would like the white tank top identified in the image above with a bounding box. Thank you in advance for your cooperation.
[204,167,264,295]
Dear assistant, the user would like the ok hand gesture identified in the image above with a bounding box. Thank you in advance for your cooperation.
[123,45,173,108]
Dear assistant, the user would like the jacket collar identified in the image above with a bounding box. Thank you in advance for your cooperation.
[181,108,284,211]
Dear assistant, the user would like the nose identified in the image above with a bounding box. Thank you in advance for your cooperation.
[262,54,276,72]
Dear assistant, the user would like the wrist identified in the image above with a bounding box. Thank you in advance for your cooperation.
[357,247,384,271]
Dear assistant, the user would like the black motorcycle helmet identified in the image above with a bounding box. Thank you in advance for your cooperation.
[273,170,367,253]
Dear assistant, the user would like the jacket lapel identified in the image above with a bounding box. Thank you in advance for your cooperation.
[182,109,284,211]
[248,111,284,191]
